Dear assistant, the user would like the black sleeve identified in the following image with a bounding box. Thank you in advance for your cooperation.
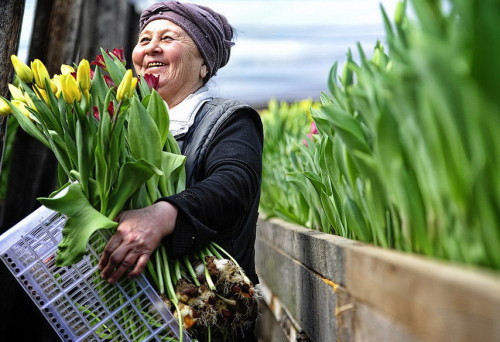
[158,109,263,257]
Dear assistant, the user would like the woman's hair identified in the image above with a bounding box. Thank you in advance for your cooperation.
[139,1,234,81]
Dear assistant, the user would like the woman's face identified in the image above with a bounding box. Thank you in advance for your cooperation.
[132,19,207,107]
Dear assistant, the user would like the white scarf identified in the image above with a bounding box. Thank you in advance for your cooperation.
[168,86,215,138]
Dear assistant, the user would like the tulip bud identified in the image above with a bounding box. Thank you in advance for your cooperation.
[0,98,12,116]
[61,64,75,75]
[31,59,51,89]
[127,78,138,98]
[116,70,137,101]
[23,93,36,110]
[394,1,406,26]
[51,75,63,98]
[77,59,91,91]
[12,100,31,118]
[34,85,50,105]
[8,84,25,102]
[11,55,33,83]
[60,74,82,104]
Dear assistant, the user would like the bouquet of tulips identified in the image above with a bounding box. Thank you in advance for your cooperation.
[1,50,258,341]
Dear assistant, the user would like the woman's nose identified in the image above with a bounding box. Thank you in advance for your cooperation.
[145,40,162,55]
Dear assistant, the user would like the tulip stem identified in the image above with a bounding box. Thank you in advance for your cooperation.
[111,100,123,128]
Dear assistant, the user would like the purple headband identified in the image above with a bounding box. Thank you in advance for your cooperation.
[139,1,234,79]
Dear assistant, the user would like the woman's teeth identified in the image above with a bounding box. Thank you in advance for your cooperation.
[148,62,167,68]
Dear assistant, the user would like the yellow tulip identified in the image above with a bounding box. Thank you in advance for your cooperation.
[51,76,62,97]
[23,93,36,110]
[60,64,75,75]
[34,85,50,105]
[11,55,33,83]
[77,59,91,91]
[8,84,25,102]
[127,78,138,98]
[31,59,51,89]
[60,74,82,104]
[0,98,12,116]
[12,100,31,118]
[116,70,137,101]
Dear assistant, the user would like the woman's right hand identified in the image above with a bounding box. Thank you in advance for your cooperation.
[98,201,178,284]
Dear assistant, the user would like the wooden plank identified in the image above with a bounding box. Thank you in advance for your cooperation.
[256,217,500,342]
[256,235,337,342]
[345,244,500,342]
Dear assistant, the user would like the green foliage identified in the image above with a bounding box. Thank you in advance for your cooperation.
[260,99,332,232]
[260,0,500,270]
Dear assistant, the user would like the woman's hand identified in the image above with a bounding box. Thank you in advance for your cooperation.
[98,201,178,284]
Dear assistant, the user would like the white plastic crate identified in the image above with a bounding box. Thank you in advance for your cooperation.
[0,205,191,342]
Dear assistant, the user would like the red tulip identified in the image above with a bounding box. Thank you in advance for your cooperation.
[110,48,125,64]
[92,106,100,120]
[310,121,318,134]
[103,75,115,88]
[91,54,106,70]
[143,73,160,90]
[108,101,115,117]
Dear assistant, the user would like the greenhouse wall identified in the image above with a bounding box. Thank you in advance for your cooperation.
[255,217,500,342]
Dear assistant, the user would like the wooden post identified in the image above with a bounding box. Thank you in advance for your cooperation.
[0,0,25,176]
[0,2,27,340]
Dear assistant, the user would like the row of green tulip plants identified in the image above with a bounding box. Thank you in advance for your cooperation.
[260,0,500,270]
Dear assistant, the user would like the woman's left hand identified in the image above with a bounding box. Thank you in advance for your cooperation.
[98,201,178,284]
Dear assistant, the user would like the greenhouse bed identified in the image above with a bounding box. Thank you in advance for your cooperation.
[255,217,500,342]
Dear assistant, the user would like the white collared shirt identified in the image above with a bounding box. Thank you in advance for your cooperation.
[168,85,215,138]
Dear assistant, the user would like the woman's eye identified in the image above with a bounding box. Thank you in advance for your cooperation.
[139,37,151,43]
[162,36,174,41]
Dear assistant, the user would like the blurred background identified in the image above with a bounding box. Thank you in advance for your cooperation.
[20,0,399,108]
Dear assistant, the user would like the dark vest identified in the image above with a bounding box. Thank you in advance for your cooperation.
[177,98,262,284]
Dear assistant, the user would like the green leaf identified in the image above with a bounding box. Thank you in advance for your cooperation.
[38,183,118,266]
[76,120,91,198]
[100,47,127,86]
[327,62,338,96]
[128,97,162,168]
[317,104,370,153]
[147,91,170,146]
[107,158,162,219]
[5,97,49,148]
[158,152,186,197]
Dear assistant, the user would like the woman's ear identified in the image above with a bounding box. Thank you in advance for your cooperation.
[200,64,208,79]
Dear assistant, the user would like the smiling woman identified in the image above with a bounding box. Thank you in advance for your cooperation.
[97,1,264,341]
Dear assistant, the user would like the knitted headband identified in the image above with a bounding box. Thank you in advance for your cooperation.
[139,1,234,79]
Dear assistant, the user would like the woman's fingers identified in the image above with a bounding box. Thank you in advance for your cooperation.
[100,242,130,281]
[98,233,122,271]
[106,251,141,284]
[128,253,151,279]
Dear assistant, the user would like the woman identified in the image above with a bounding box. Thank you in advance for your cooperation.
[98,1,262,340]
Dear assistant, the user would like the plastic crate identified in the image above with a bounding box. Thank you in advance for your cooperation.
[0,205,191,342]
